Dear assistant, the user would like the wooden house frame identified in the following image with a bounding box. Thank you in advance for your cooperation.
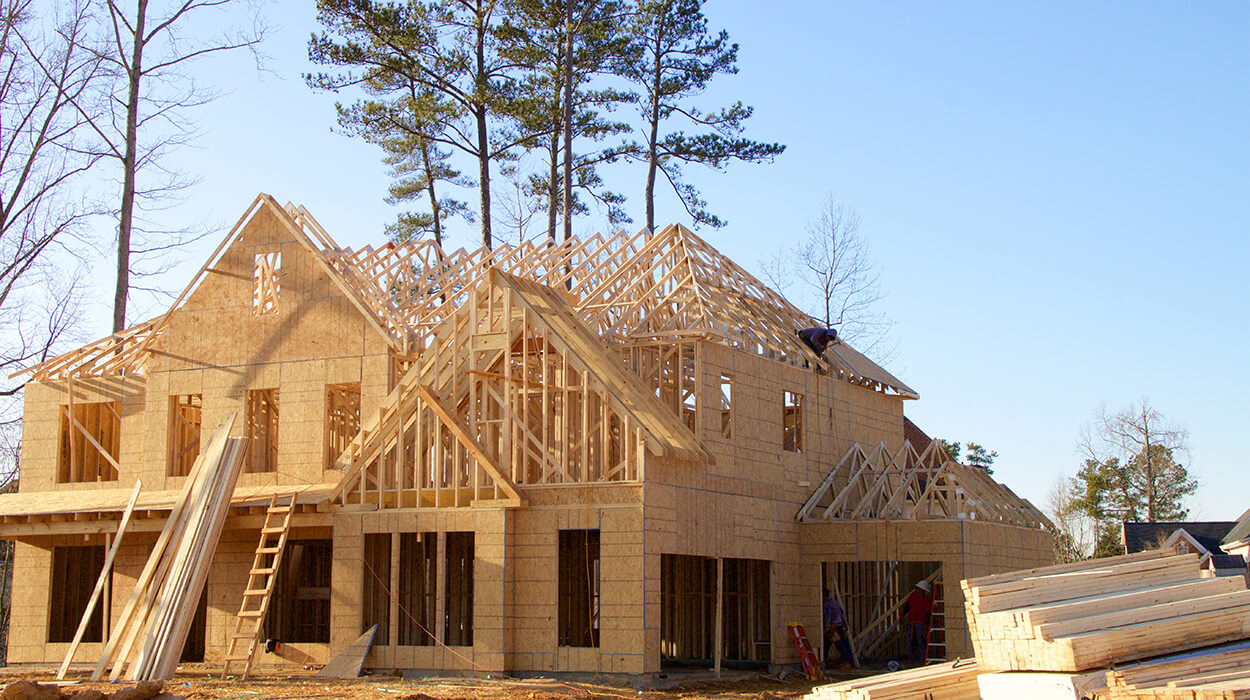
[0,193,1052,674]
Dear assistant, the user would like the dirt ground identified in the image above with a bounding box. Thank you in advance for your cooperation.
[0,666,864,700]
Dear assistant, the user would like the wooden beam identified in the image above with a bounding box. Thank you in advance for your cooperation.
[417,384,526,507]
[56,479,143,679]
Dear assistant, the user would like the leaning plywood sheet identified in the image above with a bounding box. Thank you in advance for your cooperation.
[316,625,377,678]
[963,550,1250,672]
[804,659,981,700]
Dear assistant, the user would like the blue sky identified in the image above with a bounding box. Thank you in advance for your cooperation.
[79,2,1248,520]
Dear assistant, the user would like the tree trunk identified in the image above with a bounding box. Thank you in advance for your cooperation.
[113,0,147,333]
[644,32,663,234]
[419,138,442,247]
[561,0,574,242]
[473,1,492,249]
[546,77,561,242]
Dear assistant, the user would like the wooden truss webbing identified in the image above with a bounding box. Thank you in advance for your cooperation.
[332,271,713,509]
[796,440,1051,528]
[22,197,915,399]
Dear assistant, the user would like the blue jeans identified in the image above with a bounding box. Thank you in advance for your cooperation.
[907,622,927,662]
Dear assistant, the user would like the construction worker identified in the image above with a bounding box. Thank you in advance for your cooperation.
[797,327,838,356]
[823,588,857,668]
[901,579,933,664]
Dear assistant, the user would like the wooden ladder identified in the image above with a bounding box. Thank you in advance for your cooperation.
[221,494,295,679]
[924,578,947,664]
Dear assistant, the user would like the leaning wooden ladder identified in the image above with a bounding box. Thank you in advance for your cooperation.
[221,493,295,679]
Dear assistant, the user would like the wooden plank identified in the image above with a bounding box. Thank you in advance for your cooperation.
[91,413,236,681]
[56,479,143,679]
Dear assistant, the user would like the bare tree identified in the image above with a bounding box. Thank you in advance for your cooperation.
[58,0,266,332]
[1046,473,1097,563]
[789,195,894,359]
[1,0,104,482]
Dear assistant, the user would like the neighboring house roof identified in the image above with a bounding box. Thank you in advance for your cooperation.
[1223,507,1250,547]
[17,196,917,399]
[902,417,934,453]
[1210,553,1247,571]
[1122,521,1237,555]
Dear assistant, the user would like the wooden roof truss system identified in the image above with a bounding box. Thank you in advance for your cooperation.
[797,440,1051,528]
[331,271,711,510]
[320,223,916,397]
[18,197,915,400]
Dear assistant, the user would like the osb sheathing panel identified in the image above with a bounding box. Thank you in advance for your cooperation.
[798,520,1054,659]
[504,503,648,674]
[674,341,904,509]
[19,377,147,493]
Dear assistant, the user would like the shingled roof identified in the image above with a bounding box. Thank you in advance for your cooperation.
[1122,521,1237,555]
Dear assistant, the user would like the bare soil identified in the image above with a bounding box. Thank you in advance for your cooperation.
[0,667,867,700]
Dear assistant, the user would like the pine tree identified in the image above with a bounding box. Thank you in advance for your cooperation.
[309,0,538,248]
[499,0,634,240]
[622,0,784,231]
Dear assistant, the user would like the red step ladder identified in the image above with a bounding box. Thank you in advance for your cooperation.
[787,622,825,681]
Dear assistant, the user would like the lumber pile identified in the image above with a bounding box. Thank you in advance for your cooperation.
[803,659,981,700]
[90,414,248,681]
[962,549,1250,672]
[1098,641,1250,700]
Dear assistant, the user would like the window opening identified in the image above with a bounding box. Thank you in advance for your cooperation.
[558,529,600,647]
[783,391,804,453]
[325,383,361,469]
[718,375,733,439]
[245,388,278,473]
[58,401,121,483]
[444,532,474,646]
[398,532,437,646]
[49,545,107,642]
[252,251,281,315]
[168,394,202,476]
[362,534,390,641]
[266,539,332,643]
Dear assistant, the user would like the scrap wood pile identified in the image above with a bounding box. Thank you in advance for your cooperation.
[802,659,982,700]
[1099,642,1250,700]
[963,549,1250,673]
[81,415,247,682]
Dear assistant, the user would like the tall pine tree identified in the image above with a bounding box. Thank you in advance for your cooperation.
[309,0,538,248]
[499,0,634,240]
[622,0,784,231]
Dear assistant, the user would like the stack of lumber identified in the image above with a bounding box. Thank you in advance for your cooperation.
[803,659,981,700]
[962,549,1250,672]
[1098,641,1250,699]
[90,414,248,682]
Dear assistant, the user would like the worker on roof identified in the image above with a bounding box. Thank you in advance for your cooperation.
[823,587,857,669]
[901,579,934,665]
[797,327,838,356]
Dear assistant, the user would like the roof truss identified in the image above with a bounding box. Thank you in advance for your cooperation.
[797,440,1051,528]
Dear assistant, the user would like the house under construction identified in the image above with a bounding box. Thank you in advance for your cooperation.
[0,194,1051,675]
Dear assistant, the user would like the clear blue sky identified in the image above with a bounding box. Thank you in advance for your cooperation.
[85,2,1249,520]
